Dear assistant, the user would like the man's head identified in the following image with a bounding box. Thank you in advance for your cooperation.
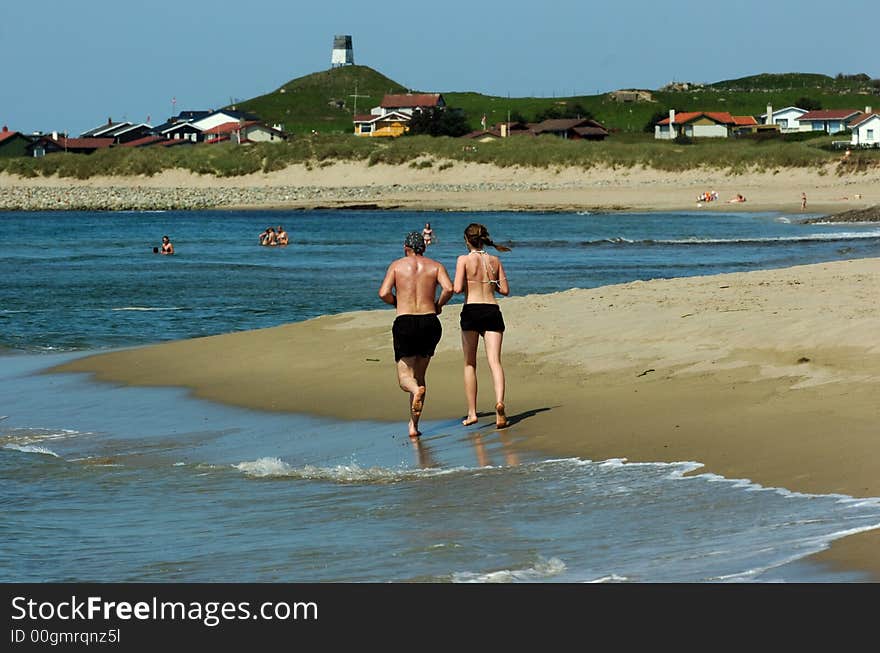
[404,231,426,255]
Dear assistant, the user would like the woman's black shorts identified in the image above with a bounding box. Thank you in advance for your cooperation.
[460,303,505,334]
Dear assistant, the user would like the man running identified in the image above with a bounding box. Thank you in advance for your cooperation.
[378,232,454,438]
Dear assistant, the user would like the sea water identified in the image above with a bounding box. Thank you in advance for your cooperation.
[1,209,879,582]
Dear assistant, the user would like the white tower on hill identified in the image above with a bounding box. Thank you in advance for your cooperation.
[331,35,354,67]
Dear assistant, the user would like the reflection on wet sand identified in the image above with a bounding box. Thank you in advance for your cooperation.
[410,429,519,469]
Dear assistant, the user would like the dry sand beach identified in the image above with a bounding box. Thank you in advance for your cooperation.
[2,160,880,215]
[54,256,880,579]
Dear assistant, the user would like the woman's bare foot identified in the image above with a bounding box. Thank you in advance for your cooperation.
[408,422,422,439]
[495,402,509,428]
[462,415,479,426]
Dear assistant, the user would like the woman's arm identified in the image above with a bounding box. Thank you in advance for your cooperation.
[495,259,509,296]
[453,255,467,294]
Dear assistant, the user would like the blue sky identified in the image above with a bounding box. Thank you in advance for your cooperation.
[2,0,876,135]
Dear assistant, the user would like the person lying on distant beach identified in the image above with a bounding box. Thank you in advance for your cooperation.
[727,194,746,203]
[378,231,454,438]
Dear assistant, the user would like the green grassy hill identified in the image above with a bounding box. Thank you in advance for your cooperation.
[233,65,408,135]
[233,67,878,137]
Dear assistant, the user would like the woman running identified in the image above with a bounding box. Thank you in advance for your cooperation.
[453,223,511,428]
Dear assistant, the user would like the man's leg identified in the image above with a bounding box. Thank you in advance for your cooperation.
[397,356,427,438]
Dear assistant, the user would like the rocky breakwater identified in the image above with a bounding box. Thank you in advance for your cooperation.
[0,181,571,211]
[805,205,880,224]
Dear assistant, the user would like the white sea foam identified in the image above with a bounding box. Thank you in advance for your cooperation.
[0,428,84,447]
[3,443,60,457]
[233,456,467,483]
[658,231,880,245]
[452,556,566,583]
[588,574,630,583]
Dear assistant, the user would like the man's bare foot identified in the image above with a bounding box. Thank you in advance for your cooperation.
[411,386,426,419]
[495,402,509,428]
[408,427,422,439]
[462,415,479,426]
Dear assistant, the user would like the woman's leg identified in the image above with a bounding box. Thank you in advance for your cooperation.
[461,330,480,425]
[483,331,508,427]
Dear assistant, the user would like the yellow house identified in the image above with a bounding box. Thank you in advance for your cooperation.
[353,111,411,137]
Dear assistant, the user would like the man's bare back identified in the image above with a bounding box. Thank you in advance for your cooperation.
[379,255,452,315]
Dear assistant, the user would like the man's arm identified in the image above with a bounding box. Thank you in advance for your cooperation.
[435,264,454,314]
[378,264,397,307]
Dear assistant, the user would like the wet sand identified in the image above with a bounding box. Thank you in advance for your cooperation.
[52,257,880,580]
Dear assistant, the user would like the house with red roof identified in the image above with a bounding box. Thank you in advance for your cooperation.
[27,134,114,156]
[796,109,861,134]
[201,121,287,144]
[354,92,448,136]
[655,110,762,139]
[373,93,445,117]
[848,109,880,147]
[0,127,33,157]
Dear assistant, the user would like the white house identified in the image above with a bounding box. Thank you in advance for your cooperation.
[849,110,880,147]
[759,105,807,133]
[202,121,287,144]
[191,109,261,133]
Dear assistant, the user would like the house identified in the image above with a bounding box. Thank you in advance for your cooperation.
[353,111,411,137]
[105,123,154,143]
[462,121,533,141]
[796,109,861,134]
[154,121,203,142]
[27,134,114,156]
[654,110,759,139]
[759,105,808,133]
[81,119,131,138]
[190,109,261,133]
[0,127,33,157]
[373,93,445,117]
[531,118,609,141]
[655,111,735,139]
[119,135,166,148]
[202,121,287,144]
[848,110,880,147]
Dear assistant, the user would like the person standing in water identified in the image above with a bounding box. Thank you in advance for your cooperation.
[378,231,454,438]
[453,223,510,428]
[422,222,435,246]
[160,235,174,255]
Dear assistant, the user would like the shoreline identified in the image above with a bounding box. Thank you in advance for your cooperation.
[2,161,879,217]
[51,257,880,580]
